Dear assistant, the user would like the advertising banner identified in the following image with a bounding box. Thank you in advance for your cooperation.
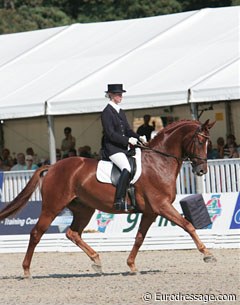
[0,193,239,239]
[83,192,240,238]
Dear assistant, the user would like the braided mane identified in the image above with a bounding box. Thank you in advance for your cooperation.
[149,119,200,146]
[162,119,200,133]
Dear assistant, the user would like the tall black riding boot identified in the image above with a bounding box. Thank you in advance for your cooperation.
[114,169,133,211]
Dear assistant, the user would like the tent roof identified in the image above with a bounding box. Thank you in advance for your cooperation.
[0,6,239,119]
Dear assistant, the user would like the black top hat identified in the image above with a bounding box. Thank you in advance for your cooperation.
[105,84,126,93]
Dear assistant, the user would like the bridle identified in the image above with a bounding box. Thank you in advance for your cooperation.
[183,126,209,163]
[137,125,209,164]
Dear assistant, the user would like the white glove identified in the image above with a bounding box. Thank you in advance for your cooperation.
[128,137,138,146]
[139,135,147,144]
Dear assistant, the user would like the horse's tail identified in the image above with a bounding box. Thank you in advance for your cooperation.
[0,165,50,221]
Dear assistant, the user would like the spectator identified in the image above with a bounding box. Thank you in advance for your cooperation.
[224,134,238,159]
[78,145,93,158]
[228,144,239,158]
[24,155,39,170]
[10,153,26,171]
[137,114,154,141]
[68,148,77,157]
[216,137,225,159]
[56,148,62,161]
[207,140,219,159]
[26,147,39,165]
[61,127,76,158]
[38,157,50,167]
[1,148,14,168]
[0,156,10,171]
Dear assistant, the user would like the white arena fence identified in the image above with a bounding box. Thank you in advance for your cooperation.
[1,159,240,201]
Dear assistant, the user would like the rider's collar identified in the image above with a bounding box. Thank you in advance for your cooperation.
[108,101,120,113]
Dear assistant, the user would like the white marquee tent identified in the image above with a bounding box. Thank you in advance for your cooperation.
[0,6,239,162]
[0,6,239,120]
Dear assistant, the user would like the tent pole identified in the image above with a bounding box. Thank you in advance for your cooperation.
[47,115,56,164]
[190,103,198,120]
[0,122,4,155]
[188,89,198,120]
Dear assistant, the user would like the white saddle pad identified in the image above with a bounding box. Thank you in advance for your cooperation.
[96,148,142,185]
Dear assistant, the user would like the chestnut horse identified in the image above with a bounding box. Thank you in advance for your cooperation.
[0,119,216,277]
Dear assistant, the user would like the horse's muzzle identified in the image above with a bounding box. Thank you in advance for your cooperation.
[192,163,208,176]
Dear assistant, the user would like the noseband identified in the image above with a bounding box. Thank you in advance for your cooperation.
[137,125,209,164]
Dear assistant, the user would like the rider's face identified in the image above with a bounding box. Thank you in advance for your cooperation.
[110,92,123,104]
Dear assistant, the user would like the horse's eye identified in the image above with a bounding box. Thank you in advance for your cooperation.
[198,134,208,145]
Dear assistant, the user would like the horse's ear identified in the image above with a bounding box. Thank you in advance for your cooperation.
[207,120,216,130]
[202,119,216,130]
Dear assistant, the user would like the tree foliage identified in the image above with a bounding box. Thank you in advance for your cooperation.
[0,0,237,34]
[0,5,71,34]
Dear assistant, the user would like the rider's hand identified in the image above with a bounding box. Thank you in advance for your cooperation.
[128,137,138,146]
[139,135,147,144]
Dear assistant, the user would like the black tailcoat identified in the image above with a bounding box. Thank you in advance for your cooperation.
[101,104,139,160]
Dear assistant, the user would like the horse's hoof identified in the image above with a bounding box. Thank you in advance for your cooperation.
[130,269,138,275]
[128,265,138,274]
[203,255,217,263]
[23,269,32,279]
[23,273,32,279]
[91,263,103,274]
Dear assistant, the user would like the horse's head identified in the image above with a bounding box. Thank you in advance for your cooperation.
[184,119,215,176]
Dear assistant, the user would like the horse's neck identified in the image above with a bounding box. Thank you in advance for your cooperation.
[150,122,197,157]
[151,130,184,159]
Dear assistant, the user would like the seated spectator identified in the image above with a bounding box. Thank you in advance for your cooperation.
[207,140,219,159]
[38,157,50,167]
[61,127,76,158]
[24,155,39,170]
[26,147,39,165]
[1,148,14,168]
[0,156,10,171]
[228,144,239,158]
[224,134,238,159]
[216,137,225,159]
[68,148,77,157]
[10,153,26,171]
[78,145,93,158]
[56,148,62,161]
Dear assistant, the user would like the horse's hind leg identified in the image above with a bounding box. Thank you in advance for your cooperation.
[66,202,102,273]
[157,203,216,262]
[22,211,55,278]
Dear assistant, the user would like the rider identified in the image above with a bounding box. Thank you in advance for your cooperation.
[101,84,147,211]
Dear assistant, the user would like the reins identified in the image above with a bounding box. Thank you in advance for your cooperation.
[136,143,183,163]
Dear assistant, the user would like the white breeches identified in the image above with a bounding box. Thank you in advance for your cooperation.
[109,152,131,172]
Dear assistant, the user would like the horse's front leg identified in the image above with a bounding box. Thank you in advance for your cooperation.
[154,202,216,263]
[127,213,157,273]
